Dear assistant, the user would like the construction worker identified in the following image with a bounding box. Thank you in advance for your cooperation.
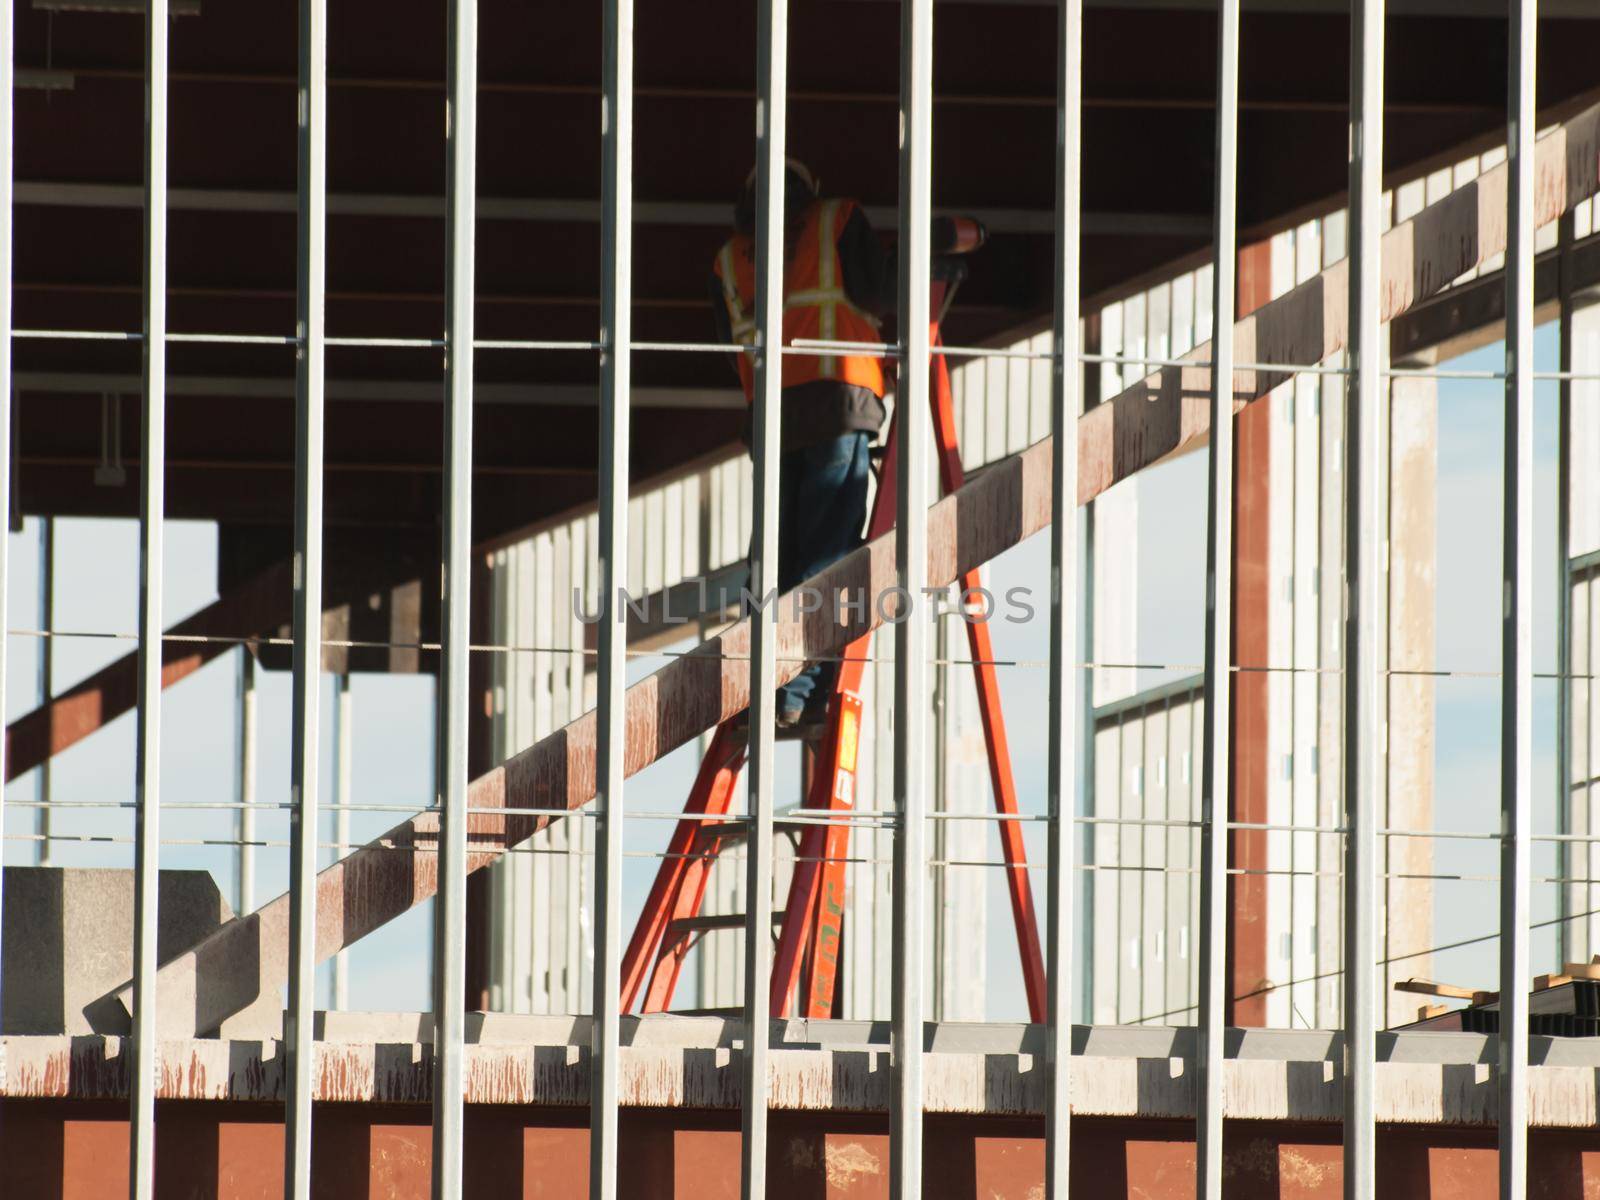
[710,159,892,730]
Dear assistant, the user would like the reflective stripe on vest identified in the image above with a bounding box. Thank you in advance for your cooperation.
[718,243,755,343]
[712,200,884,401]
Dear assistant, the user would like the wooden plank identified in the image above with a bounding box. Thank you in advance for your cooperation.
[1394,978,1498,1005]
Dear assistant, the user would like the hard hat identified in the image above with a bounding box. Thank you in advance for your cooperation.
[741,158,820,200]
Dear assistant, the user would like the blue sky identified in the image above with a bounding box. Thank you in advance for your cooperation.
[1,321,1571,1021]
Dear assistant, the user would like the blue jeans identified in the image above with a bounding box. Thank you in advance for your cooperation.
[770,432,872,717]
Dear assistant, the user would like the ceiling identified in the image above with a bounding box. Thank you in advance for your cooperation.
[9,0,1600,575]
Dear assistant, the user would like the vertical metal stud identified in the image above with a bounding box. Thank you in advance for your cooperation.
[1045,0,1083,1195]
[432,0,478,1191]
[593,0,633,1195]
[129,0,169,1194]
[237,649,257,916]
[284,0,327,1189]
[741,0,787,1195]
[1555,210,1574,962]
[1195,1,1240,1195]
[1500,3,1535,1197]
[1078,318,1101,1027]
[0,0,14,1029]
[333,673,353,1010]
[1342,2,1383,1197]
[36,517,53,865]
[892,0,933,1194]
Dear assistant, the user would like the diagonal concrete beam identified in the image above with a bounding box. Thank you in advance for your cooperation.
[1076,98,1600,505]
[4,560,292,783]
[123,439,1053,1036]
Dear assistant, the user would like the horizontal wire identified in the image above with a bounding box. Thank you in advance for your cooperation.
[13,821,1600,886]
[25,797,1600,846]
[6,626,1597,682]
[9,327,1600,382]
[1226,904,1600,1010]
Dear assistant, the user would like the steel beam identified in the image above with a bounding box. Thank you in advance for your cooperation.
[129,0,168,1195]
[283,0,326,1187]
[1195,0,1239,1195]
[1342,1,1384,1197]
[10,179,1187,238]
[129,432,1058,1037]
[592,0,633,1195]
[1500,3,1536,1196]
[1076,97,1600,506]
[740,0,786,1194]
[1044,0,1083,1194]
[12,371,745,408]
[431,0,478,1193]
[3,559,291,782]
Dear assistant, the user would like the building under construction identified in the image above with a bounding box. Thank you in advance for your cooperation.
[2,0,1600,1197]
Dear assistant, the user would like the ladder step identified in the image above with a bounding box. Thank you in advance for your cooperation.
[692,819,748,846]
[667,911,785,937]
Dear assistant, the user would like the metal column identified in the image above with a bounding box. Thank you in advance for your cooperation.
[1555,210,1574,962]
[1045,0,1083,1194]
[129,1,170,1194]
[36,517,53,865]
[891,0,933,1194]
[237,649,258,916]
[740,0,787,1194]
[1077,318,1101,1027]
[433,0,478,1191]
[1499,2,1535,1196]
[1342,2,1384,1197]
[283,0,327,1189]
[0,0,14,1015]
[1195,1,1240,1195]
[592,0,633,1195]
[333,673,353,1010]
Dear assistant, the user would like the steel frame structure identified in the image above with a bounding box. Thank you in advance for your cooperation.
[0,0,1568,1196]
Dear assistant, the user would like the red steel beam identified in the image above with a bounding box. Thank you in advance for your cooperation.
[131,435,1055,1036]
[1227,242,1275,1028]
[3,559,292,783]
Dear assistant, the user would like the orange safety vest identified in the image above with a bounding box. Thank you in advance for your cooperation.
[712,198,886,403]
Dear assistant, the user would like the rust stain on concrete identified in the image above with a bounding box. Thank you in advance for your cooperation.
[824,1137,884,1192]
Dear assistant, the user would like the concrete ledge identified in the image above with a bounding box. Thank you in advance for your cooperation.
[5,1019,1600,1127]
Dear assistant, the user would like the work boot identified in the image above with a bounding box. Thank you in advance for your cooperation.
[731,700,806,734]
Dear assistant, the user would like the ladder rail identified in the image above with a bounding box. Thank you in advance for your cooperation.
[619,724,746,1011]
[624,275,1047,1023]
[930,343,1048,1023]
[642,811,743,1011]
